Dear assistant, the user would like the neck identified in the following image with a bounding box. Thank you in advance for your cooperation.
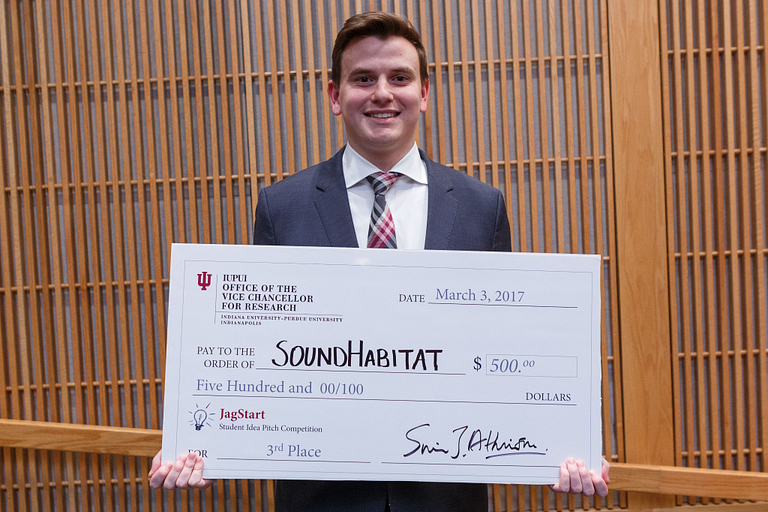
[347,143,414,172]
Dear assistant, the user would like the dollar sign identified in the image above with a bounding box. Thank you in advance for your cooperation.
[473,357,482,371]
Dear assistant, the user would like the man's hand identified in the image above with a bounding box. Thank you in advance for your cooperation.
[148,451,212,490]
[549,457,610,497]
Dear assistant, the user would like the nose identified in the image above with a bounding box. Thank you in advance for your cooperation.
[371,79,394,102]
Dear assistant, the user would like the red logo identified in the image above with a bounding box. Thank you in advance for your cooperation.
[197,272,212,290]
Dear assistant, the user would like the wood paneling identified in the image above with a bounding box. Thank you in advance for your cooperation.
[608,0,675,509]
[1,1,766,511]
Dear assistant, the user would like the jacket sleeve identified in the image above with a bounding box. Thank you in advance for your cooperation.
[492,190,512,252]
[252,188,277,246]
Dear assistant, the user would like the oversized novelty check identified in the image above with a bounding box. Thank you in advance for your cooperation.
[161,244,602,484]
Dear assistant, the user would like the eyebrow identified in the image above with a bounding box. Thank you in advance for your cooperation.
[347,66,416,77]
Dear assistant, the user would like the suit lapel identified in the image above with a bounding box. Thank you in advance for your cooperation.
[423,155,457,250]
[313,149,359,248]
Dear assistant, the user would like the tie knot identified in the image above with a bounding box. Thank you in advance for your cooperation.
[367,171,399,196]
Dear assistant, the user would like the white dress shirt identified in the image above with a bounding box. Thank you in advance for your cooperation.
[343,143,428,250]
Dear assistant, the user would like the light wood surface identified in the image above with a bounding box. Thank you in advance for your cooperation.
[608,0,676,509]
[3,419,768,501]
[1,1,767,510]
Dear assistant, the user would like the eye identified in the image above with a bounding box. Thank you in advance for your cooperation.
[355,76,373,84]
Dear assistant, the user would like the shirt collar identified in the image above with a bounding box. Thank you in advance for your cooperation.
[343,142,427,188]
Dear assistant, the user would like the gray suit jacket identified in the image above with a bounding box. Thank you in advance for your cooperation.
[252,148,511,512]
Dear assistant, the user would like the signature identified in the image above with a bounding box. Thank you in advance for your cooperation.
[404,423,547,459]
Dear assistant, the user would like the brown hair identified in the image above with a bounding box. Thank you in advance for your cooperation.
[331,11,428,85]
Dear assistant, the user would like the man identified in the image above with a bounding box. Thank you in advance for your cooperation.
[150,11,609,509]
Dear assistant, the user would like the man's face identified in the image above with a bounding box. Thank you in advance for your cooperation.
[328,35,429,165]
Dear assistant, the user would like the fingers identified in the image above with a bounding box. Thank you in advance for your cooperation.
[567,459,581,494]
[187,454,210,489]
[163,454,188,489]
[576,460,595,496]
[149,460,173,489]
[549,460,571,493]
[591,469,609,497]
[148,450,162,479]
[148,452,211,491]
[590,457,611,497]
[550,458,610,497]
[602,457,611,484]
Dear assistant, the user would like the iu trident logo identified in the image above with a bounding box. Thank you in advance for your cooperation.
[197,272,212,291]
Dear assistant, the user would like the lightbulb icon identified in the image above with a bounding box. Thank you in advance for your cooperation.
[193,409,208,430]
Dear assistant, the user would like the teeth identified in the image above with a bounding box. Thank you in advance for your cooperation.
[369,113,397,118]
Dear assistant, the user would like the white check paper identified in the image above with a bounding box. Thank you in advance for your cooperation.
[161,244,602,484]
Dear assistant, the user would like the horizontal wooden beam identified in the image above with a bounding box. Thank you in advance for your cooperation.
[0,418,161,458]
[610,462,768,501]
[2,419,768,501]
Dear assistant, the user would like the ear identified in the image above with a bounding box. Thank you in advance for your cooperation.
[328,80,342,116]
[419,79,430,113]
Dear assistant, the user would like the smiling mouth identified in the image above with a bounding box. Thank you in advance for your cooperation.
[367,112,399,119]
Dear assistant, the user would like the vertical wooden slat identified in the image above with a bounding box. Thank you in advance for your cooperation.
[533,0,550,255]
[202,0,226,244]
[609,1,676,510]
[470,1,485,183]
[598,1,625,505]
[696,0,720,487]
[319,0,334,161]
[415,4,431,157]
[86,0,118,508]
[681,0,708,493]
[252,0,273,200]
[48,0,82,508]
[509,0,526,251]
[709,0,730,475]
[722,0,746,474]
[445,1,460,172]
[239,0,262,215]
[152,0,178,266]
[429,1,444,163]
[214,0,236,243]
[549,2,565,255]
[60,0,96,507]
[303,1,321,168]
[572,0,590,255]
[189,0,213,244]
[279,1,297,175]
[584,2,614,508]
[24,0,58,505]
[162,0,187,244]
[177,1,200,243]
[520,0,538,252]
[0,2,27,509]
[266,0,285,180]
[484,0,499,192]
[291,0,309,170]
[751,0,768,475]
[227,0,248,244]
[76,0,108,505]
[110,0,143,507]
[457,1,473,177]
[124,2,157,510]
[561,0,578,254]
[138,0,167,453]
[496,0,513,232]
[663,0,689,497]
[734,0,757,475]
[101,1,133,508]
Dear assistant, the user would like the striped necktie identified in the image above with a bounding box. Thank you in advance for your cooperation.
[366,172,399,249]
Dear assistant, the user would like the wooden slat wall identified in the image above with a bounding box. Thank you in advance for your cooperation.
[660,0,768,507]
[0,0,664,510]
